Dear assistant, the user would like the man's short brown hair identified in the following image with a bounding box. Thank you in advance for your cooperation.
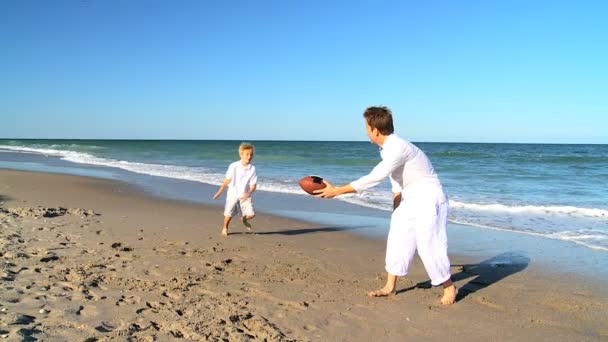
[363,106,394,135]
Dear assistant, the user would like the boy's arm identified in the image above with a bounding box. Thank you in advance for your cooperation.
[242,168,258,200]
[241,184,256,200]
[212,178,230,200]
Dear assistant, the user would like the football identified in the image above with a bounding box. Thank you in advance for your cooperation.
[298,175,326,195]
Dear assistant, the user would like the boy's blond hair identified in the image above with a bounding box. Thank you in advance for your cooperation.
[239,142,255,153]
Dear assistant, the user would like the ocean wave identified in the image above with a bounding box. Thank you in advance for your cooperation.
[430,151,493,158]
[0,144,227,186]
[0,144,309,195]
[2,143,607,252]
[3,144,607,219]
[449,219,608,252]
[450,200,608,218]
[335,193,608,220]
[0,145,70,156]
[47,143,105,151]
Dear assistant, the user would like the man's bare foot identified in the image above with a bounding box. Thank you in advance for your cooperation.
[221,228,228,236]
[367,286,395,297]
[441,285,458,304]
[242,217,252,231]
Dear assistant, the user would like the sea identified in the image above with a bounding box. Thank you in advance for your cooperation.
[1,139,607,278]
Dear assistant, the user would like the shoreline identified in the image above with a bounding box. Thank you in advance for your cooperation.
[2,151,608,283]
[1,169,607,340]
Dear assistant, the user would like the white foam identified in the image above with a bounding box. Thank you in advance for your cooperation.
[450,200,608,218]
[0,145,69,156]
[0,145,227,186]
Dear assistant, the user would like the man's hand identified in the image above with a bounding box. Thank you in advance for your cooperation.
[212,192,221,200]
[313,180,337,198]
[393,192,402,211]
[241,193,250,201]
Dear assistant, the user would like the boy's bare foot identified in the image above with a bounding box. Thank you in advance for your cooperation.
[441,285,458,305]
[242,217,252,231]
[367,286,395,297]
[221,228,228,236]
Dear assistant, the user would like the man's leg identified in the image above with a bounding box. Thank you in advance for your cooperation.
[368,272,397,297]
[369,211,417,297]
[441,279,457,305]
[416,200,457,304]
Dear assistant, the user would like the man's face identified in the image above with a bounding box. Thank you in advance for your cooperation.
[365,122,377,144]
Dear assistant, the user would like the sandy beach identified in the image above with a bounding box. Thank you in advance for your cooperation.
[1,169,607,341]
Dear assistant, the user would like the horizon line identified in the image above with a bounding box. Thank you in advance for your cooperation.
[0,137,606,145]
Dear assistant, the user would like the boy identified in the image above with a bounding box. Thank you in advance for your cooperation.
[213,143,257,236]
[314,106,458,305]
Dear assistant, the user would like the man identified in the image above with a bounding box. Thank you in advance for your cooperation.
[315,106,457,304]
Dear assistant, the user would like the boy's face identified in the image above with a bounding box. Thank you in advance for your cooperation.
[239,148,254,165]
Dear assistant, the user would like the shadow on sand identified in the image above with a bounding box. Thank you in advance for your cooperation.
[0,194,11,203]
[396,252,530,302]
[230,225,373,236]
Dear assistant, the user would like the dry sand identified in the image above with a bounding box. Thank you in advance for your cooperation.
[0,169,607,341]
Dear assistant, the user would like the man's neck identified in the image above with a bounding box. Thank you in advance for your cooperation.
[376,134,389,147]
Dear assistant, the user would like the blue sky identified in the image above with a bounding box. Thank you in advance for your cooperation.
[1,1,607,143]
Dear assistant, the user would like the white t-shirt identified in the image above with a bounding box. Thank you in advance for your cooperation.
[225,161,258,198]
[350,134,441,194]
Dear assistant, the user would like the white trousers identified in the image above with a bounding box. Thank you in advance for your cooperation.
[385,185,451,286]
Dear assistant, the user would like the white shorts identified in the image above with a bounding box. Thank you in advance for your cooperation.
[224,193,255,218]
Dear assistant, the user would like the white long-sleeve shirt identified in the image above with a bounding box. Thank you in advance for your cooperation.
[350,134,441,194]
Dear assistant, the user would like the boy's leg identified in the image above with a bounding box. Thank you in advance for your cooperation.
[239,198,255,231]
[242,215,254,230]
[222,216,232,236]
[223,194,239,236]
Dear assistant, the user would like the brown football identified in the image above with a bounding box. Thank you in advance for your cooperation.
[298,175,326,195]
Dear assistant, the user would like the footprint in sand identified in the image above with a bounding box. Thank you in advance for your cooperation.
[9,313,37,325]
[40,255,59,263]
[162,291,182,300]
[144,268,163,277]
[1,269,17,282]
[95,321,116,333]
[145,301,167,313]
[474,296,504,310]
[116,294,141,306]
[74,304,99,318]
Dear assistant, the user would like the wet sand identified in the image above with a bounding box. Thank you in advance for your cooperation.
[1,169,607,341]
